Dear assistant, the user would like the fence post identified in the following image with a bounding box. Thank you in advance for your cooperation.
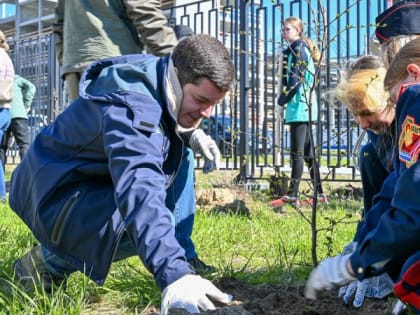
[238,0,250,182]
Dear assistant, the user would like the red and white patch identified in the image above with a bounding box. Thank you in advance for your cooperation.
[399,115,420,168]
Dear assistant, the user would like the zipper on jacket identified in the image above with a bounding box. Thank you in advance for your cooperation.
[99,223,125,286]
[51,190,81,245]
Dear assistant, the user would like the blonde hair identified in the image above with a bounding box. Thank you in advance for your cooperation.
[384,37,420,92]
[335,55,389,115]
[283,16,321,62]
[0,30,9,51]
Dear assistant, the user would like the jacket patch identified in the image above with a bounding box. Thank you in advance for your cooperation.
[139,121,155,128]
[399,115,420,168]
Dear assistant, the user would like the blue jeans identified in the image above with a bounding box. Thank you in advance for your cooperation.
[0,108,10,199]
[166,147,197,261]
[42,147,197,275]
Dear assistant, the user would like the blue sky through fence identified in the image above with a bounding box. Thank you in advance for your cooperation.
[262,0,388,59]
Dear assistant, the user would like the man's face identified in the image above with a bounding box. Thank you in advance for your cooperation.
[178,78,226,128]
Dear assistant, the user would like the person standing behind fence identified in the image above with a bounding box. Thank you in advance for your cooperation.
[0,74,36,167]
[274,16,326,207]
[53,0,177,103]
[0,30,14,202]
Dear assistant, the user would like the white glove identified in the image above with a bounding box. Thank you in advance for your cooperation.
[305,254,356,300]
[189,129,221,173]
[392,300,407,315]
[338,273,394,308]
[160,274,232,314]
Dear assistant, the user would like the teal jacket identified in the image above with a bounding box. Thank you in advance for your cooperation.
[11,75,36,119]
[278,39,318,123]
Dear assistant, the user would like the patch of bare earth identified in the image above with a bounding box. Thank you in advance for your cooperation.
[145,277,397,315]
[142,183,387,314]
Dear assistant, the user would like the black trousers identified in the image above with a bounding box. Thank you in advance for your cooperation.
[288,122,323,197]
[0,117,30,166]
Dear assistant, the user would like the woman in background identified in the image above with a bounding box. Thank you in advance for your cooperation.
[275,16,326,206]
[0,30,13,202]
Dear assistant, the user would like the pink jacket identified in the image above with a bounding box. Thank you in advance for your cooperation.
[0,47,15,108]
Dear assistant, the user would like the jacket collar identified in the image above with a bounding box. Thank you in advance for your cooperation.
[165,56,196,134]
[165,57,182,123]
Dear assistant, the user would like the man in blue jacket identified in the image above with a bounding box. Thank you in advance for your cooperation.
[10,34,235,314]
[54,0,220,274]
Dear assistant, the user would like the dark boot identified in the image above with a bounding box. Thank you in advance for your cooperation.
[13,245,66,292]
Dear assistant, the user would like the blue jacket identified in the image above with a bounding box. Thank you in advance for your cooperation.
[278,39,318,123]
[366,128,395,173]
[9,54,193,291]
[350,84,420,280]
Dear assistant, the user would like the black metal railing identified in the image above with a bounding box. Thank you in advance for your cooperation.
[6,0,391,182]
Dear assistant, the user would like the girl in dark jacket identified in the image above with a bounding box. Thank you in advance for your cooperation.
[275,16,326,206]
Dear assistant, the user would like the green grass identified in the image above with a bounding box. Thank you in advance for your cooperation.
[0,168,360,314]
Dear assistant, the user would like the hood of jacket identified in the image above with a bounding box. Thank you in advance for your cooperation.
[79,53,182,127]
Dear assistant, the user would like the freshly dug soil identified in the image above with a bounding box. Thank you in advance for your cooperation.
[146,277,398,315]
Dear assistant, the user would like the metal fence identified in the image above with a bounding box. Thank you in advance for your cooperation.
[7,0,391,182]
[7,33,61,165]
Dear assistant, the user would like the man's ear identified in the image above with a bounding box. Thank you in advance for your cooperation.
[407,63,420,80]
[174,67,178,75]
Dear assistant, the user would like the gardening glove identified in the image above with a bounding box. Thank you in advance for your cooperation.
[338,273,394,308]
[392,300,407,315]
[189,129,221,173]
[160,274,232,314]
[305,253,356,300]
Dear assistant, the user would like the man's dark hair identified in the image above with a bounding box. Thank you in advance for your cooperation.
[171,34,234,92]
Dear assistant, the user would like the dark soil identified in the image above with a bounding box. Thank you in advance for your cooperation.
[145,184,390,315]
[146,277,397,315]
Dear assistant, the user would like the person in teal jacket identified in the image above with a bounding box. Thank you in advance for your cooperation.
[275,16,325,207]
[0,74,36,166]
